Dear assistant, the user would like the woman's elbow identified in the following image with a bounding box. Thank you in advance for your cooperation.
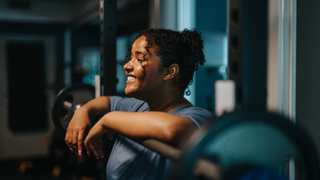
[162,122,197,147]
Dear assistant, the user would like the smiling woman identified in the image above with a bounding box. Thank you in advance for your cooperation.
[65,28,216,180]
[122,35,165,101]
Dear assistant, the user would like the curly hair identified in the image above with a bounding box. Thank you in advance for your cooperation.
[123,28,206,95]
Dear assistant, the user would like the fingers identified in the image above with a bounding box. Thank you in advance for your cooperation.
[65,130,80,156]
[77,129,85,157]
[65,132,75,153]
[92,140,104,159]
[64,108,92,157]
[85,137,104,159]
[65,133,70,150]
[72,131,79,154]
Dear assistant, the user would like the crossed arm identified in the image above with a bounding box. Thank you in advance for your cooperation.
[65,96,196,158]
[65,96,112,156]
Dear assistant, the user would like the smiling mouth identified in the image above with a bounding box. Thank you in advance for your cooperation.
[127,76,137,83]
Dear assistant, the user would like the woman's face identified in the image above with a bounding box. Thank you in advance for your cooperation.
[123,35,166,100]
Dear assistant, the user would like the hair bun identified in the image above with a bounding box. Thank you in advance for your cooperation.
[181,29,206,70]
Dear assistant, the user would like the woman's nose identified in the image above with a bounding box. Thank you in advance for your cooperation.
[123,60,133,72]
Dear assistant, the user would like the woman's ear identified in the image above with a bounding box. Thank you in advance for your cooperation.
[163,63,179,80]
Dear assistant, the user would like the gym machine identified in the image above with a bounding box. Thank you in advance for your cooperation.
[51,0,320,179]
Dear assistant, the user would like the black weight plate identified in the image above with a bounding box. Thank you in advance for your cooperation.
[52,84,95,131]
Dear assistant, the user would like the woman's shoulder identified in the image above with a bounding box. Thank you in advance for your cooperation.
[110,96,149,112]
[170,105,213,115]
[169,105,216,127]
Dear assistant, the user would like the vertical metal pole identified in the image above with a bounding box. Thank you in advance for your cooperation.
[227,0,244,109]
[64,29,72,86]
[99,1,117,179]
[243,0,268,110]
[279,1,297,177]
[100,0,117,96]
[228,0,268,110]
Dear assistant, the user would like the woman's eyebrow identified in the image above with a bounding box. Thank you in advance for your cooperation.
[133,50,147,55]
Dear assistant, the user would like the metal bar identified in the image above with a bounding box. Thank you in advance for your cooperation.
[100,0,117,96]
[64,29,72,86]
[289,1,297,179]
[227,0,244,109]
[137,139,182,162]
[283,0,290,117]
[242,0,268,110]
[99,1,117,179]
[288,0,292,120]
[228,0,268,110]
[290,0,297,124]
[278,0,284,115]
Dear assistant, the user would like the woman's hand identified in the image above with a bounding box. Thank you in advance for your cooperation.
[64,96,112,157]
[84,121,115,159]
[65,108,92,157]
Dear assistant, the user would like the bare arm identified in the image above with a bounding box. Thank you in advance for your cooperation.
[84,111,197,158]
[65,96,112,156]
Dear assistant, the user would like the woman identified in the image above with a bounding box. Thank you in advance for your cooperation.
[65,28,215,179]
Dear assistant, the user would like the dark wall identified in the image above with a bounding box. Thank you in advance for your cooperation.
[0,21,66,93]
[196,0,227,33]
[296,1,320,154]
[70,25,100,84]
[194,0,227,112]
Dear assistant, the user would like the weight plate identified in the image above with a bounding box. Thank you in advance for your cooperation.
[51,84,95,131]
[171,110,320,180]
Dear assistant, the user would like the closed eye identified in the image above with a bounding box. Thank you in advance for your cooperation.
[137,58,145,62]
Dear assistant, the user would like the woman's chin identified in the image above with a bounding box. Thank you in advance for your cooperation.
[124,88,136,97]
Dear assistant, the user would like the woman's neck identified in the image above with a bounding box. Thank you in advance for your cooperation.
[146,93,192,112]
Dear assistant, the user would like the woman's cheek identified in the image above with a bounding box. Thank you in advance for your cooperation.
[136,64,148,79]
[137,65,144,71]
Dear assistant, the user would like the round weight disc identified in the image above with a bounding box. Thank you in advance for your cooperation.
[171,110,320,180]
[52,84,95,131]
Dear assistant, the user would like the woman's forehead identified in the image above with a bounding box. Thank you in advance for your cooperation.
[132,36,147,51]
[131,35,156,57]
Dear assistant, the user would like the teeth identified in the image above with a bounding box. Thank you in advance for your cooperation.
[127,76,136,82]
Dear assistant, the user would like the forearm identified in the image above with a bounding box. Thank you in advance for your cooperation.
[97,111,196,147]
[66,96,113,155]
[78,96,112,120]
